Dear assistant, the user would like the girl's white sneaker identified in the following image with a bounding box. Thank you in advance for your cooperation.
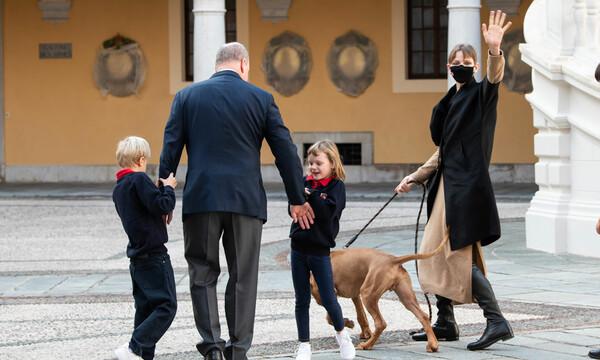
[114,343,143,360]
[295,342,312,360]
[335,330,356,359]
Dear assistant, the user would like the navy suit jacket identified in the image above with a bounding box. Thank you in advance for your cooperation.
[159,70,305,222]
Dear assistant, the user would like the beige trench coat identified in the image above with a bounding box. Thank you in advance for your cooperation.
[409,52,505,304]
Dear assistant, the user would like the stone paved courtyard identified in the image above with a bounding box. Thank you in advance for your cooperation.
[2,183,600,359]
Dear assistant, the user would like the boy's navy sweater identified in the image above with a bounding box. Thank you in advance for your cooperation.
[289,177,346,256]
[113,171,176,258]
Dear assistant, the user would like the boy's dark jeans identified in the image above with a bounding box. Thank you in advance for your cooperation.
[290,249,345,342]
[129,253,177,360]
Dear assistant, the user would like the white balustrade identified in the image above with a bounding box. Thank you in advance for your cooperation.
[586,0,600,51]
[575,0,587,50]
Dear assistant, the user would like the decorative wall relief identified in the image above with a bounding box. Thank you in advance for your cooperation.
[327,30,378,97]
[262,31,312,97]
[93,34,146,97]
[256,0,292,22]
[37,0,71,22]
[502,30,533,94]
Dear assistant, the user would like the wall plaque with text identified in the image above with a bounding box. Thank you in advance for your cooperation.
[39,43,72,59]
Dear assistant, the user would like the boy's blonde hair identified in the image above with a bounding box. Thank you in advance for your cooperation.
[116,136,151,168]
[306,140,346,181]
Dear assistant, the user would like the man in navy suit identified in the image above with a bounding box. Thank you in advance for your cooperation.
[159,43,314,360]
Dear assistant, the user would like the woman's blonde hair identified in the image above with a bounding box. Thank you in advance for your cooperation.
[306,140,346,181]
[116,136,151,168]
[448,43,478,64]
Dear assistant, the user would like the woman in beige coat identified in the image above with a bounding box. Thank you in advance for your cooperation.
[395,11,513,351]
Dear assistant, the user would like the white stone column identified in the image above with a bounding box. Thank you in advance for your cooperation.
[447,0,482,86]
[193,0,226,82]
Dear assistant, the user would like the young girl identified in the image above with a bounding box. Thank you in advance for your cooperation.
[396,11,513,351]
[289,140,355,360]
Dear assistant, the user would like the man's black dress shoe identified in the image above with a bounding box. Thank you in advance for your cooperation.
[204,349,224,360]
[589,349,600,359]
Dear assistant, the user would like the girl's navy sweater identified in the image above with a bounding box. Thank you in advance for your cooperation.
[289,177,346,256]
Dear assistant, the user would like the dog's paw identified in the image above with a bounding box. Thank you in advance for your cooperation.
[359,330,372,340]
[343,318,355,329]
[426,343,439,353]
[356,342,372,350]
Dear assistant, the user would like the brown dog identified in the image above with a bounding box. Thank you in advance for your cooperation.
[309,238,448,353]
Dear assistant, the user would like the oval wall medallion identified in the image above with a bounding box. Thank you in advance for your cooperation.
[262,31,312,97]
[327,30,378,97]
[94,34,146,97]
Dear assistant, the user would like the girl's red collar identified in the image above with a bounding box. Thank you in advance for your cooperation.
[306,175,334,189]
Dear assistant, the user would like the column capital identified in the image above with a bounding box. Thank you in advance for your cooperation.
[447,0,482,10]
[193,0,226,13]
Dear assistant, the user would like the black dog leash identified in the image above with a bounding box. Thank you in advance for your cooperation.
[413,182,433,322]
[343,182,433,321]
[343,192,398,248]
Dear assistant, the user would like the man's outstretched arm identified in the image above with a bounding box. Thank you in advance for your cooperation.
[264,94,314,229]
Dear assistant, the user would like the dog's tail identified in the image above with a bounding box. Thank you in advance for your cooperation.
[390,235,449,266]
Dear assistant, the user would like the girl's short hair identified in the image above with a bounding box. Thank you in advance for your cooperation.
[306,140,346,181]
[448,43,478,63]
[116,136,151,168]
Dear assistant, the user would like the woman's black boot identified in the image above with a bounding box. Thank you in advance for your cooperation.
[467,264,513,350]
[412,295,459,341]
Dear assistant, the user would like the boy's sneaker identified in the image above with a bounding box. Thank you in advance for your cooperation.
[114,343,143,360]
[335,330,356,359]
[295,342,311,360]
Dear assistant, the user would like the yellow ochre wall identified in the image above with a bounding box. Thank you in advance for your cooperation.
[252,0,536,164]
[4,0,535,167]
[4,0,172,165]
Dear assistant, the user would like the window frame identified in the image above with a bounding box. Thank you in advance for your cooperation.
[391,0,447,93]
[406,0,448,80]
[303,143,363,166]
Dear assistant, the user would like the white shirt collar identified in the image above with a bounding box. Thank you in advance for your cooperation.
[216,68,239,74]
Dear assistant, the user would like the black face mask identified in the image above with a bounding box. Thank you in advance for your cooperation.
[450,65,474,84]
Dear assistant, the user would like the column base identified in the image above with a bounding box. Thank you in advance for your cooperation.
[525,190,570,253]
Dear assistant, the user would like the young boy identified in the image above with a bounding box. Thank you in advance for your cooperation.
[112,136,178,360]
